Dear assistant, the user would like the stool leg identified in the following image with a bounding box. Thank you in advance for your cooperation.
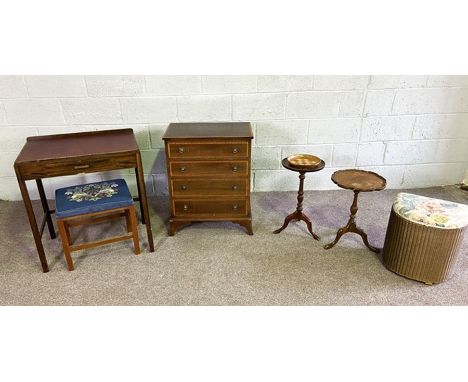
[57,220,74,271]
[128,206,140,255]
[64,223,73,245]
[125,210,132,233]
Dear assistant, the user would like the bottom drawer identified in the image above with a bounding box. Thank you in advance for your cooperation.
[174,199,247,217]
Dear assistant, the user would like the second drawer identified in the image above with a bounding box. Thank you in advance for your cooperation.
[172,179,247,197]
[169,161,248,177]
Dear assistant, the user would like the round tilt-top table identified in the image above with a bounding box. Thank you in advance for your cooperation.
[273,156,325,240]
[324,169,386,253]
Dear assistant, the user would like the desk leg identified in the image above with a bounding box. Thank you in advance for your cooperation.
[135,167,145,225]
[36,179,56,240]
[15,172,49,273]
[135,152,155,252]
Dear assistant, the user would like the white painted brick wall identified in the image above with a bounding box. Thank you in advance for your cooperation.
[369,75,427,89]
[4,99,64,125]
[287,91,363,118]
[363,90,395,116]
[233,93,286,120]
[178,95,231,121]
[145,76,201,95]
[85,75,144,97]
[0,75,467,201]
[360,116,415,141]
[0,76,27,98]
[308,118,360,143]
[61,98,122,124]
[257,76,312,92]
[0,103,8,126]
[26,76,87,98]
[313,75,369,90]
[202,76,257,94]
[256,120,308,145]
[120,97,177,123]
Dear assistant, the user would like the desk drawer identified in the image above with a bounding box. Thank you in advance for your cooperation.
[169,161,248,177]
[174,199,247,217]
[168,142,248,159]
[172,179,247,197]
[18,153,137,179]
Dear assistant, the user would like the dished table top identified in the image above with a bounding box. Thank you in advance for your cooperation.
[163,122,253,139]
[331,169,386,192]
[14,129,139,164]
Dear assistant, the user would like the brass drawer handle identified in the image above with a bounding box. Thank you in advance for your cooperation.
[181,185,188,191]
[73,164,90,170]
[232,204,239,210]
[178,147,185,153]
[232,148,239,154]
[232,165,238,172]
[183,204,189,211]
[232,185,238,191]
[180,167,186,172]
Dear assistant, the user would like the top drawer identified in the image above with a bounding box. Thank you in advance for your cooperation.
[167,142,249,159]
[17,153,137,180]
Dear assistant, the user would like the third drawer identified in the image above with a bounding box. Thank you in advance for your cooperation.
[171,179,247,197]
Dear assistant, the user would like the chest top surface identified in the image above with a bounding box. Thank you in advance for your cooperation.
[15,129,138,164]
[163,122,253,140]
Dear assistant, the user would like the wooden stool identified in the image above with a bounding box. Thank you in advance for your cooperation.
[273,155,325,240]
[55,179,140,271]
[383,193,468,284]
[324,169,386,253]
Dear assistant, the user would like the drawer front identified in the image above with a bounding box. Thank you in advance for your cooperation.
[18,153,137,179]
[174,199,247,217]
[169,161,248,177]
[172,179,247,197]
[168,142,249,159]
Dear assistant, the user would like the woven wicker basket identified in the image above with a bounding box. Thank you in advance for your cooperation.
[382,208,466,284]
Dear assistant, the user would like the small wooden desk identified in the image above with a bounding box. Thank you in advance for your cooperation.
[14,129,155,272]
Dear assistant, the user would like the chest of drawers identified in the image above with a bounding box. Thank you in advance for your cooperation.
[163,122,253,236]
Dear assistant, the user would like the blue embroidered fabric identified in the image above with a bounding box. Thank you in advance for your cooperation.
[55,178,133,218]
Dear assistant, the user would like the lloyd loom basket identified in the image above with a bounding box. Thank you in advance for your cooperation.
[382,193,468,285]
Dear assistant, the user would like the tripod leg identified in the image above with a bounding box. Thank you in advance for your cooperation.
[324,226,348,250]
[300,213,320,240]
[352,225,380,253]
[273,211,298,234]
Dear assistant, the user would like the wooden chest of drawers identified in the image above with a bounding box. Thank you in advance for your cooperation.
[163,122,253,236]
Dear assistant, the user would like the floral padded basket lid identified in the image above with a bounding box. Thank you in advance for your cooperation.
[393,192,468,229]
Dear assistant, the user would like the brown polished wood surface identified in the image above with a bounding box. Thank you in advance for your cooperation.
[174,199,248,216]
[171,179,248,197]
[168,142,249,159]
[15,129,138,163]
[14,129,154,273]
[169,161,249,177]
[163,122,253,139]
[163,122,253,235]
[331,169,386,192]
[324,169,387,253]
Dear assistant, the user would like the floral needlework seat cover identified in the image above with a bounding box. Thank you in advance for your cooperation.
[55,178,133,219]
[393,192,468,229]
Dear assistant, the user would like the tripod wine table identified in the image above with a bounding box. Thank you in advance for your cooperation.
[273,156,325,240]
[324,169,386,253]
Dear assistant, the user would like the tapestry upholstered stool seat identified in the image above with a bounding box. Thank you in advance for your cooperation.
[55,178,140,271]
[382,193,468,284]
